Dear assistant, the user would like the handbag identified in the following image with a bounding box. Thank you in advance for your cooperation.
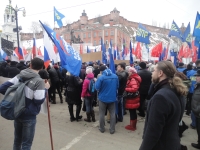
[123,91,139,99]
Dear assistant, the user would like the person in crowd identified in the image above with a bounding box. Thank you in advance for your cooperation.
[0,60,10,77]
[95,66,119,134]
[38,65,49,80]
[174,72,191,137]
[0,57,49,150]
[183,63,193,76]
[177,62,186,73]
[47,65,63,104]
[81,66,96,122]
[16,60,27,71]
[124,67,141,131]
[191,69,200,149]
[92,65,100,107]
[5,61,20,78]
[139,61,187,150]
[116,62,129,122]
[66,72,83,122]
[137,62,152,117]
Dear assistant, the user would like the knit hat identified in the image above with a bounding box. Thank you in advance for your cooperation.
[129,67,137,73]
[86,66,93,74]
[139,62,146,69]
[179,62,184,67]
[99,65,107,72]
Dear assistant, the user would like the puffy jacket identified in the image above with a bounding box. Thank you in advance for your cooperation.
[116,70,129,96]
[125,73,141,109]
[81,73,94,97]
[16,62,27,71]
[187,69,197,93]
[95,69,119,103]
[48,67,59,83]
[6,63,21,78]
[192,83,200,118]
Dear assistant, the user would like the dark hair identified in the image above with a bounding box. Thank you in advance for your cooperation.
[31,58,44,70]
[157,61,188,96]
[187,64,193,70]
[195,59,200,66]
[118,62,125,70]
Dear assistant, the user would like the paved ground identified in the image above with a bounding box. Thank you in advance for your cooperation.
[0,96,198,150]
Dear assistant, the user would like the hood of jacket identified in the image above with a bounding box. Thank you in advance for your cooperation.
[86,73,94,79]
[130,73,142,84]
[17,68,40,81]
[102,69,112,76]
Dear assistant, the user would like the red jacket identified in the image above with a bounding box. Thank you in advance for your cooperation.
[81,73,94,97]
[125,73,142,109]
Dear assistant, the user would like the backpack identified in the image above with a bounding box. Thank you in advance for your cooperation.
[0,78,35,120]
[87,78,96,96]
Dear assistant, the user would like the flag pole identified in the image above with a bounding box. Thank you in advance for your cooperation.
[46,92,54,150]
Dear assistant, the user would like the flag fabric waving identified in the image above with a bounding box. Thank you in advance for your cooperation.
[109,40,115,74]
[136,23,151,44]
[40,21,82,76]
[193,12,200,48]
[183,22,192,48]
[169,20,183,41]
[32,38,37,59]
[130,41,134,65]
[151,42,163,57]
[44,47,51,69]
[54,7,65,28]
[135,42,142,60]
[101,38,107,64]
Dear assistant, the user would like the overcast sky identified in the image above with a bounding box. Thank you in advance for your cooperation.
[0,0,199,33]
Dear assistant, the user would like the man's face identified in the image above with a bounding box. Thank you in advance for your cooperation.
[151,65,160,84]
[117,65,123,72]
[196,76,200,83]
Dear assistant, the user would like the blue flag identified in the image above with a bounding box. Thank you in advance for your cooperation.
[170,51,178,66]
[101,38,107,64]
[87,46,90,53]
[169,20,183,41]
[39,21,82,76]
[193,12,200,47]
[117,47,120,60]
[114,49,116,60]
[54,7,65,28]
[109,40,115,74]
[136,23,151,44]
[183,22,192,48]
[130,41,134,65]
[159,47,166,61]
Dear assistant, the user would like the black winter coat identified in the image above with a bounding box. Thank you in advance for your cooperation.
[192,83,200,118]
[0,62,9,77]
[16,62,27,71]
[48,67,59,83]
[66,75,82,105]
[138,69,152,94]
[140,79,185,150]
[6,65,20,78]
[116,70,129,95]
[39,69,49,80]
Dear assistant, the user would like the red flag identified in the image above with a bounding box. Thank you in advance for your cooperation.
[183,45,192,58]
[192,40,198,62]
[23,48,27,55]
[132,47,135,55]
[151,42,162,57]
[135,42,142,60]
[37,47,43,56]
[80,44,83,54]
[178,46,184,62]
[164,44,169,60]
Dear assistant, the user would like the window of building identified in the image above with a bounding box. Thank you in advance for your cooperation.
[94,32,96,37]
[88,33,91,38]
[111,31,114,36]
[105,31,108,36]
[99,32,102,37]
[105,40,108,45]
[94,41,96,46]
[83,33,86,38]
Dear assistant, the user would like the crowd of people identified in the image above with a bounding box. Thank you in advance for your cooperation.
[0,58,200,149]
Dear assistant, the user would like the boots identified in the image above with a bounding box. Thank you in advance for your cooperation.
[76,105,82,122]
[51,97,56,104]
[91,110,96,122]
[68,105,76,122]
[125,120,137,131]
[84,112,91,122]
[179,121,188,137]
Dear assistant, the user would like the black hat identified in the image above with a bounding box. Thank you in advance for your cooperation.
[99,65,107,72]
[139,62,146,69]
[194,70,200,76]
[179,62,184,67]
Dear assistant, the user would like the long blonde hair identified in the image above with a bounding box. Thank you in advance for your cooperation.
[157,61,188,96]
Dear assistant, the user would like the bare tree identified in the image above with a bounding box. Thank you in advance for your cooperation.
[95,14,102,23]
[30,21,42,33]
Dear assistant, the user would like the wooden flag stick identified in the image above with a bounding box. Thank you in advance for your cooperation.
[46,93,54,150]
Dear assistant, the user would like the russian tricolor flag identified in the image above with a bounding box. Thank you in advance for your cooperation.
[44,47,50,69]
[32,38,37,58]
[14,47,24,60]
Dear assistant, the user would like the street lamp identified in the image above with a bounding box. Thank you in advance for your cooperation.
[5,4,26,51]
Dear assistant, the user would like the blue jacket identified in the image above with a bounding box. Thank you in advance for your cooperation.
[187,69,197,93]
[95,69,119,103]
[177,67,185,73]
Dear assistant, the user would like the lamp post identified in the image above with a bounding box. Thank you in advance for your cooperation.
[5,4,26,51]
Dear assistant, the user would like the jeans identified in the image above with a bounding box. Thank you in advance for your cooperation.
[117,95,123,122]
[99,101,115,133]
[13,119,36,150]
[85,97,93,113]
